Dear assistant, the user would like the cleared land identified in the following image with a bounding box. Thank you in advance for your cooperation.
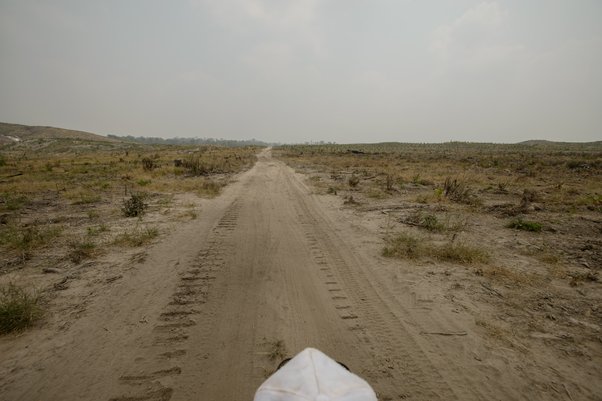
[1,135,601,401]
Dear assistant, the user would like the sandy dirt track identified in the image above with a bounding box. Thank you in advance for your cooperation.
[2,150,548,400]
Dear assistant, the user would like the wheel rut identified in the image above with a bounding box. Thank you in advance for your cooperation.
[1,149,525,401]
[108,200,242,401]
[283,168,519,401]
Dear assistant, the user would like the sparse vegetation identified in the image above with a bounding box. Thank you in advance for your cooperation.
[0,283,40,334]
[507,218,542,232]
[348,174,360,188]
[112,226,159,247]
[1,192,29,211]
[480,265,541,287]
[383,232,488,264]
[267,339,287,361]
[0,223,63,255]
[0,129,258,278]
[122,193,148,217]
[443,177,479,205]
[65,189,102,205]
[435,242,489,264]
[415,213,444,232]
[274,141,600,273]
[141,157,158,171]
[382,232,422,259]
[68,239,97,263]
[405,212,466,233]
[87,224,109,236]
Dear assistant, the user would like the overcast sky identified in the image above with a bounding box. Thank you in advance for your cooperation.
[1,1,600,143]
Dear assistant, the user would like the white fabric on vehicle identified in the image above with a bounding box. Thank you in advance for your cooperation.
[254,348,377,401]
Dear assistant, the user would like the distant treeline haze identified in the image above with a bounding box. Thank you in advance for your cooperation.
[107,134,269,147]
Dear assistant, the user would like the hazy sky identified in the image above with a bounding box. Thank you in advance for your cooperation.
[1,1,601,143]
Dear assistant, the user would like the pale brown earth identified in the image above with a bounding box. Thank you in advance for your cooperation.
[1,149,600,401]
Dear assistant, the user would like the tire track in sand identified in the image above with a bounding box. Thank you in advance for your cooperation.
[108,200,241,401]
[284,167,517,401]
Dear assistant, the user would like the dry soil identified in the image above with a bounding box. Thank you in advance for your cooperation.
[0,149,599,401]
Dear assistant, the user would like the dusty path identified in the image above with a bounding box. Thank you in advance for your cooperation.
[1,150,530,401]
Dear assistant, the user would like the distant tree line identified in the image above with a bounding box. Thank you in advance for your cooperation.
[107,134,270,147]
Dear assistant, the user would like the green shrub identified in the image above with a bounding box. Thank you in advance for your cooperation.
[0,284,40,334]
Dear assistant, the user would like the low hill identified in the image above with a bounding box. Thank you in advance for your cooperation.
[519,139,602,147]
[0,122,269,148]
[107,134,269,147]
[0,122,119,144]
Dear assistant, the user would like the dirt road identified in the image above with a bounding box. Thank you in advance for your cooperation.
[1,150,534,400]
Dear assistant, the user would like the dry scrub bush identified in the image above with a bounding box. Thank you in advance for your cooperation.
[443,177,479,205]
[348,174,360,188]
[141,157,158,171]
[122,193,147,217]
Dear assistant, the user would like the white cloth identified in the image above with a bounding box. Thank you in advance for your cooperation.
[254,348,377,401]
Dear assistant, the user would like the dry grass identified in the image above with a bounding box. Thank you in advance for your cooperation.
[68,239,98,264]
[405,211,467,233]
[480,265,542,287]
[275,142,601,276]
[0,223,63,260]
[274,142,601,214]
[0,138,259,271]
[0,140,258,206]
[0,283,40,334]
[383,232,488,264]
[507,218,542,232]
[112,226,159,247]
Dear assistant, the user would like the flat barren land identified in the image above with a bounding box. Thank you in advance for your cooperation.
[1,137,601,401]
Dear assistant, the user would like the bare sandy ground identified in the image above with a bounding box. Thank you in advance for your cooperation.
[0,149,598,400]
